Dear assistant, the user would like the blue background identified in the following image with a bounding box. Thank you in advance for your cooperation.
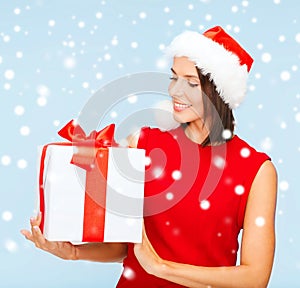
[1,0,299,287]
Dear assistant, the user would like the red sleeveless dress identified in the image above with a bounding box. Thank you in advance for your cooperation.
[116,126,270,288]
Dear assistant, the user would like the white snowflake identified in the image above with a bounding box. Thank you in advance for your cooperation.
[14,8,21,15]
[152,167,164,178]
[231,6,239,13]
[14,25,21,32]
[222,129,232,140]
[261,52,272,63]
[4,70,15,80]
[240,147,250,158]
[4,83,11,90]
[200,200,210,210]
[260,137,272,151]
[123,267,135,280]
[235,185,245,195]
[104,53,111,60]
[139,12,147,19]
[78,21,85,28]
[1,155,11,166]
[280,70,291,81]
[166,192,174,200]
[37,96,47,106]
[2,211,13,221]
[96,12,102,19]
[16,51,23,58]
[279,180,289,191]
[213,156,226,169]
[82,82,89,89]
[144,156,151,166]
[37,85,50,97]
[168,19,174,26]
[127,94,137,103]
[185,19,192,27]
[17,159,27,169]
[172,170,182,180]
[255,217,265,227]
[131,42,138,49]
[48,20,55,27]
[205,14,212,21]
[156,57,168,69]
[110,111,117,118]
[279,35,286,42]
[63,57,76,69]
[164,7,170,13]
[14,105,25,116]
[20,126,30,136]
[5,239,18,253]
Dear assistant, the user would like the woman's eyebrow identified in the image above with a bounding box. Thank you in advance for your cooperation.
[170,68,199,80]
[170,68,177,74]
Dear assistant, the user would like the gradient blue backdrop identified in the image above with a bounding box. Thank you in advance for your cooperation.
[1,0,299,287]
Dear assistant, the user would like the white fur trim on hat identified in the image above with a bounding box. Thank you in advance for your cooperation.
[164,31,249,109]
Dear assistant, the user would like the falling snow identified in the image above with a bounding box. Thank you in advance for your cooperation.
[14,105,25,116]
[1,1,298,286]
[200,200,210,210]
[240,147,250,158]
[279,180,289,191]
[2,211,13,221]
[1,155,11,166]
[123,267,135,280]
[255,216,266,227]
[213,156,226,169]
[5,239,18,253]
[234,185,245,195]
[222,129,232,140]
[172,170,182,180]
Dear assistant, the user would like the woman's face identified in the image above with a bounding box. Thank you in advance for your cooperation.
[168,56,204,124]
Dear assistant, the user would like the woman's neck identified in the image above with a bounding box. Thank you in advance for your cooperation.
[184,121,210,145]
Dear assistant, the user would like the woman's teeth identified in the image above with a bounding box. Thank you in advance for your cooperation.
[174,102,191,111]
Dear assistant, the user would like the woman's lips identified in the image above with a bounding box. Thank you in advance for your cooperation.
[173,101,192,112]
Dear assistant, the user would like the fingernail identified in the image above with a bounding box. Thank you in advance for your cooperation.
[33,226,39,231]
[30,217,35,222]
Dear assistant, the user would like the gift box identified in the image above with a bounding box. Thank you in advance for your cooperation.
[37,120,145,243]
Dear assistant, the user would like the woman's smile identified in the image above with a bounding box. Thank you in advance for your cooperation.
[173,100,192,112]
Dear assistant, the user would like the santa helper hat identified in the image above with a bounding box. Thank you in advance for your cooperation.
[165,26,254,109]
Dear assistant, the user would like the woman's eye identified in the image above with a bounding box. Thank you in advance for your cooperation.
[188,82,199,88]
[169,76,178,81]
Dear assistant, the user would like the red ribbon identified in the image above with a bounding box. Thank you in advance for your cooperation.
[39,120,117,242]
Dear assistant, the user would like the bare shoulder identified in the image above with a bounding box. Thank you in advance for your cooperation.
[253,160,277,189]
[246,159,277,221]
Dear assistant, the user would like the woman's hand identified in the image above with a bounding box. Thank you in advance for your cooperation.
[133,222,165,276]
[20,212,78,260]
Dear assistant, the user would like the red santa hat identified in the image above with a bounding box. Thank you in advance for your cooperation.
[165,26,254,109]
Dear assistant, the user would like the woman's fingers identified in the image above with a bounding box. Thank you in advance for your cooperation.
[20,229,34,242]
[31,225,47,248]
[30,211,42,227]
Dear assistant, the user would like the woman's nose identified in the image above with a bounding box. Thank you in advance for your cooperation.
[168,78,186,98]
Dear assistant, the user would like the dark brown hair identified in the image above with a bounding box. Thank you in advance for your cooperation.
[196,68,235,147]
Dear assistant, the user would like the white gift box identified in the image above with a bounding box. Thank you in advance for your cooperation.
[37,144,145,243]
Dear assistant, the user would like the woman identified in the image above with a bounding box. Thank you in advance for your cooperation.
[21,26,277,288]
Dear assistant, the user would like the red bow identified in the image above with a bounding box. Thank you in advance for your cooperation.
[58,120,118,171]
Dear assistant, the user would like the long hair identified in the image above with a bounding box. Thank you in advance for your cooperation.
[196,68,235,147]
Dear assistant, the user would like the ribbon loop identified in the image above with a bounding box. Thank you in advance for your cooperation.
[57,120,117,170]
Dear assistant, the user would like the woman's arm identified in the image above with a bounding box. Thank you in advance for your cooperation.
[21,212,128,262]
[134,160,277,288]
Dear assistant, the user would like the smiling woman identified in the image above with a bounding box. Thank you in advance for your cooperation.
[21,26,277,288]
